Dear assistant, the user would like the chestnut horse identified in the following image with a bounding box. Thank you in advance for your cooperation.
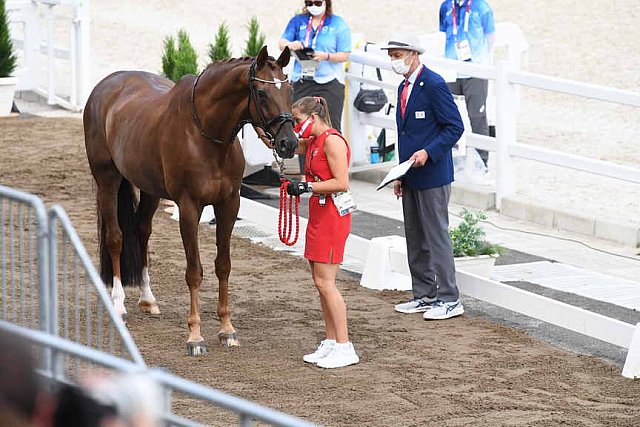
[84,47,296,355]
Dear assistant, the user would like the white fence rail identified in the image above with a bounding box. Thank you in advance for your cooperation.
[7,0,91,110]
[344,24,640,209]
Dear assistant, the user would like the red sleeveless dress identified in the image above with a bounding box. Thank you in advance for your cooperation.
[304,129,352,264]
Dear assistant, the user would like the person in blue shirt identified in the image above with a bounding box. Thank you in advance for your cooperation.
[380,33,466,321]
[279,0,351,175]
[440,0,495,167]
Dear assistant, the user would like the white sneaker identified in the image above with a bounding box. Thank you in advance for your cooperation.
[317,342,359,369]
[423,300,464,320]
[394,298,438,314]
[303,339,335,364]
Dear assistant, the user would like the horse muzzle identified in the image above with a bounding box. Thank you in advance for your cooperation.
[276,135,298,159]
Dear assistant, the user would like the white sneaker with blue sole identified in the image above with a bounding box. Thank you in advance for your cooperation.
[423,300,464,320]
[394,298,438,314]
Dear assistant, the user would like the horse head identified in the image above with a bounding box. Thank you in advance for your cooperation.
[249,46,298,159]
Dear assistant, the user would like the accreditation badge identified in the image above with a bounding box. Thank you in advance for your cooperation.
[331,191,357,217]
[455,39,472,62]
[300,60,320,80]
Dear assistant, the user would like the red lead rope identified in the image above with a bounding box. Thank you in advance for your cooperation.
[278,179,300,246]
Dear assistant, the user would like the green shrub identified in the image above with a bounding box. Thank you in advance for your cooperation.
[161,29,198,82]
[242,17,265,57]
[0,0,17,77]
[449,209,502,257]
[208,22,232,62]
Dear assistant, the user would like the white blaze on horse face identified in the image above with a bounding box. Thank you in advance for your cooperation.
[138,267,158,306]
[111,277,127,317]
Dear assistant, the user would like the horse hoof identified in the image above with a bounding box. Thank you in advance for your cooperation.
[138,301,160,315]
[186,341,207,356]
[218,332,240,348]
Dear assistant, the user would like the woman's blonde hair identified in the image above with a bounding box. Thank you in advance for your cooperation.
[292,96,332,127]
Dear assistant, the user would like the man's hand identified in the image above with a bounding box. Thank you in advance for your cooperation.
[393,180,403,198]
[286,180,313,196]
[410,149,429,167]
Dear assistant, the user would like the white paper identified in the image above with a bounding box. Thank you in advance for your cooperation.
[376,159,415,191]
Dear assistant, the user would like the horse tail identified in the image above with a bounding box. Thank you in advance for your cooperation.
[98,179,143,286]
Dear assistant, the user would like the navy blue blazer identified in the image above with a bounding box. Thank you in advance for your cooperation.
[396,65,464,190]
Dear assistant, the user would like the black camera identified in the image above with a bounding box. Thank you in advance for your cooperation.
[295,47,315,61]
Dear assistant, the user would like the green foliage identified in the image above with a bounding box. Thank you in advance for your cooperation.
[161,36,176,80]
[242,17,265,57]
[208,22,232,62]
[449,209,502,257]
[161,29,198,82]
[0,0,17,77]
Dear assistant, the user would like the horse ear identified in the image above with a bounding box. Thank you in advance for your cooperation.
[256,46,269,69]
[276,47,291,68]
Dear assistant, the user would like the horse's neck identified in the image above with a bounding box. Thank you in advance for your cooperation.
[195,64,251,143]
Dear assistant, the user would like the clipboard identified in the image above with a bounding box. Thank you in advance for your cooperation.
[376,159,415,190]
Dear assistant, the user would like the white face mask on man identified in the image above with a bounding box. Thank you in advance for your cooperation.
[307,4,326,16]
[391,54,412,75]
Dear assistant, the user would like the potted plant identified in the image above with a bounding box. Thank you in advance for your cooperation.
[242,17,265,57]
[0,0,18,116]
[161,29,198,82]
[449,208,503,277]
[208,22,232,62]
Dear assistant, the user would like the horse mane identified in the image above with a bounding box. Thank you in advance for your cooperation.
[202,55,278,79]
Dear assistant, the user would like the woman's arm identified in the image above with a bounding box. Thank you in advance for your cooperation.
[311,51,350,63]
[279,38,304,51]
[311,135,349,193]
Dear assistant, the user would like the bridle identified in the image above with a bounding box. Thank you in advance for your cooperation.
[190,59,294,148]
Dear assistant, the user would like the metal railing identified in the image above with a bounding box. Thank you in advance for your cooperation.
[0,185,317,426]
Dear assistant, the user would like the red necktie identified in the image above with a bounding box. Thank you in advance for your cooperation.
[400,79,410,118]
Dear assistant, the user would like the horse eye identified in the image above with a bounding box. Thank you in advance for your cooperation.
[257,89,268,100]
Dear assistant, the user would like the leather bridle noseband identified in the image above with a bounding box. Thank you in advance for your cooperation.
[191,59,294,147]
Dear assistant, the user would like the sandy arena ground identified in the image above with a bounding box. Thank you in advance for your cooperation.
[2,116,640,425]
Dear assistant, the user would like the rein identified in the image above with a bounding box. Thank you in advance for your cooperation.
[190,60,294,147]
[278,178,300,246]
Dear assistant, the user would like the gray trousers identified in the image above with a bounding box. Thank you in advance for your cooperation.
[402,184,459,303]
[447,77,489,165]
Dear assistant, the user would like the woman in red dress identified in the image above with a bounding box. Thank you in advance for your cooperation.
[287,96,359,369]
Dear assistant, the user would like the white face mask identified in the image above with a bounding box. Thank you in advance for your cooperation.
[307,4,326,16]
[391,54,412,75]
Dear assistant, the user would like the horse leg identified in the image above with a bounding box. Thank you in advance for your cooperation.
[96,178,128,321]
[213,195,240,348]
[178,198,207,356]
[137,191,160,315]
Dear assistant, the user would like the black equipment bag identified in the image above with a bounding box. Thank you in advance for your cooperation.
[353,44,388,113]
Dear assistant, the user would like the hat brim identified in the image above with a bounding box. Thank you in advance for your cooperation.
[379,43,425,55]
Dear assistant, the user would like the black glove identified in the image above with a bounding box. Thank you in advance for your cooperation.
[286,180,313,196]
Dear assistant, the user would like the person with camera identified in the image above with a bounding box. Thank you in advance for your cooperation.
[279,0,351,175]
[285,96,359,369]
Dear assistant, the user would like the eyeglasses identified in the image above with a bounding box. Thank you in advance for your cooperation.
[305,1,324,7]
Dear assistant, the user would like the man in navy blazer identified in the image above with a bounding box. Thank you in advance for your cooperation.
[381,33,466,321]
